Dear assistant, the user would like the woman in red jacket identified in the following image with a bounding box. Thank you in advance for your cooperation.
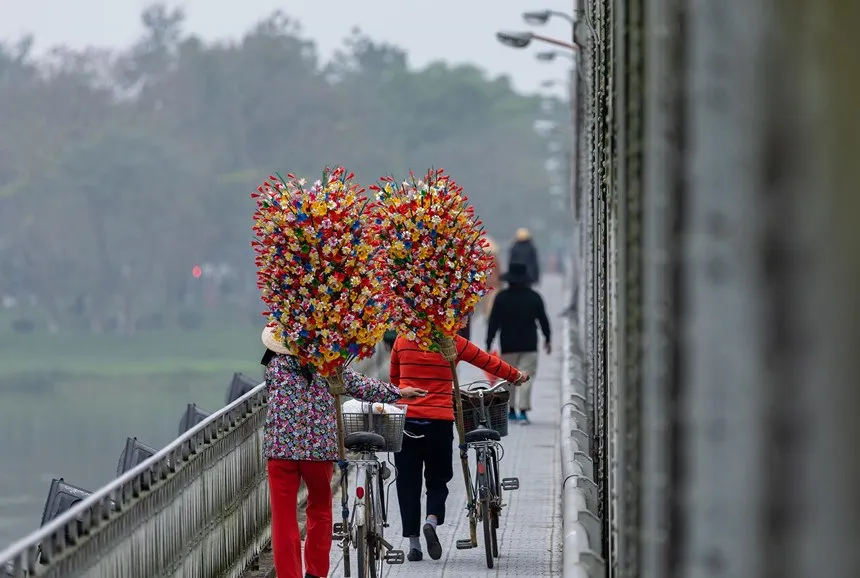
[389,334,528,562]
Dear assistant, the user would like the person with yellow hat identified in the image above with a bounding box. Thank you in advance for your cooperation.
[507,228,540,286]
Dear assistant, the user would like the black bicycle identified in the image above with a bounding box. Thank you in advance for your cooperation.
[455,380,520,568]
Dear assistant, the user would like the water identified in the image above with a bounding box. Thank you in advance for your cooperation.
[0,384,230,549]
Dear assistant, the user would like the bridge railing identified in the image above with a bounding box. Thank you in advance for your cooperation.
[560,317,606,578]
[0,354,381,578]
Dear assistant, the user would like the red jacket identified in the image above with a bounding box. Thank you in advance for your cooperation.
[390,334,520,421]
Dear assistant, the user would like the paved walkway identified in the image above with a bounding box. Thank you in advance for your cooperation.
[327,275,565,577]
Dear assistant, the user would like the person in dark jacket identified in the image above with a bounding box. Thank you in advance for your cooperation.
[485,263,551,424]
[507,228,540,285]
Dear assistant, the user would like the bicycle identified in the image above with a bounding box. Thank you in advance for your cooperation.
[454,380,520,568]
[332,403,407,577]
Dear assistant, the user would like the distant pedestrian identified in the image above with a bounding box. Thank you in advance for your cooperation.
[457,314,472,341]
[479,235,502,318]
[486,263,552,424]
[376,330,398,381]
[508,228,540,286]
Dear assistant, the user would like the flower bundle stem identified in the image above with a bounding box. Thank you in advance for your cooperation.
[438,336,478,546]
[324,367,348,460]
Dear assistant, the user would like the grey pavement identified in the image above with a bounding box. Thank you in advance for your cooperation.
[326,275,565,577]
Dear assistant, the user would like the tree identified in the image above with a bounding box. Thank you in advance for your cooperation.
[0,3,566,331]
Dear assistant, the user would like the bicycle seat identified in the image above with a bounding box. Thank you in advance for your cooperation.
[344,431,387,452]
[465,428,501,443]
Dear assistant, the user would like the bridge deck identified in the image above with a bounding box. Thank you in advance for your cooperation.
[325,277,565,577]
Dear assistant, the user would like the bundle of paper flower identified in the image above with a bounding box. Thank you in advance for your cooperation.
[370,168,494,352]
[252,166,391,376]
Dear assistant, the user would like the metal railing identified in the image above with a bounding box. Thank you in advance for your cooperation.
[561,317,605,578]
[0,355,380,578]
[574,0,860,577]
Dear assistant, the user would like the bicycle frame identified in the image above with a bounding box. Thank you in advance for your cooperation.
[333,413,404,577]
[349,455,386,532]
[456,380,520,565]
[467,385,504,511]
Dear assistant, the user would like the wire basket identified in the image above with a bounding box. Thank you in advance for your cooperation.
[460,393,509,438]
[341,404,407,453]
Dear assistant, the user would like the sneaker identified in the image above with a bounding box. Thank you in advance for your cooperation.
[407,548,423,562]
[519,411,530,425]
[508,410,519,421]
[423,523,443,560]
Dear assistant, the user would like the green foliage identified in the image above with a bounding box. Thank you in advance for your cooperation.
[0,2,568,332]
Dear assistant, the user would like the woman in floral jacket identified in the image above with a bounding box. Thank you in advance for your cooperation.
[261,326,426,578]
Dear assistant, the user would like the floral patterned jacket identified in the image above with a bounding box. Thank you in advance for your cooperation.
[264,354,402,461]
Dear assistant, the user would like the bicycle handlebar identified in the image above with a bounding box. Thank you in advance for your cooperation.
[461,380,509,394]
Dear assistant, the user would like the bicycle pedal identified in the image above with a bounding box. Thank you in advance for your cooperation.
[456,539,476,550]
[385,550,405,564]
[501,477,520,491]
[332,522,348,541]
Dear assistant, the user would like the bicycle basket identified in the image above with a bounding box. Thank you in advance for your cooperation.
[341,404,407,453]
[460,390,510,437]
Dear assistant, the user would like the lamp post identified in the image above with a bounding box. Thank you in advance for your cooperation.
[516,8,581,315]
[536,50,576,62]
[540,79,571,89]
[495,31,577,51]
[523,9,576,26]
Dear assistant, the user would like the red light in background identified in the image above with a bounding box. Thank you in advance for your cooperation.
[192,266,202,279]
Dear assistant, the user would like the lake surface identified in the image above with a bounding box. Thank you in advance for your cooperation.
[0,379,244,550]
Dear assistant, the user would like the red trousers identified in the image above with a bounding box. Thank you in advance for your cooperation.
[268,459,334,578]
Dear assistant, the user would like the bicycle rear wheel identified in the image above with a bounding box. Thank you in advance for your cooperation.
[356,525,376,578]
[357,475,378,578]
[481,497,494,568]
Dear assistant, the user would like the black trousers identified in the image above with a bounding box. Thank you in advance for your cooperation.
[394,419,454,537]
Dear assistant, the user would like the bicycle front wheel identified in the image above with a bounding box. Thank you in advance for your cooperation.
[488,450,500,557]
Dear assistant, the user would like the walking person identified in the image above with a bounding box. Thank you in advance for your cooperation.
[507,227,541,286]
[480,235,503,318]
[486,262,552,425]
[261,326,427,578]
[457,313,472,341]
[375,330,398,382]
[389,334,529,562]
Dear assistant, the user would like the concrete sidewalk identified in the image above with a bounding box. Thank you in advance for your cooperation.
[328,276,565,577]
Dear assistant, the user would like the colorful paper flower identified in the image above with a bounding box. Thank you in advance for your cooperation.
[252,167,392,376]
[370,168,494,352]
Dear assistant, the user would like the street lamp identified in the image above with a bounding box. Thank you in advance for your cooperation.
[541,79,564,88]
[496,31,577,51]
[523,9,575,25]
[536,50,576,62]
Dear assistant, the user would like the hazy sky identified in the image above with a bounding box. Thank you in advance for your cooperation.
[0,0,575,96]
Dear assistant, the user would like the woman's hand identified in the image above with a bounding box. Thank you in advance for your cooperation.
[512,371,530,385]
[400,386,428,399]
